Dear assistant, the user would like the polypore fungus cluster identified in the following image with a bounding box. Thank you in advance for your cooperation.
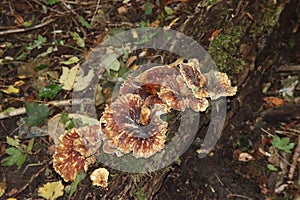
[52,58,237,187]
[100,58,237,158]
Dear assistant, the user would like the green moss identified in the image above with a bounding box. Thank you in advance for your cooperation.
[135,187,147,200]
[253,2,283,35]
[208,27,245,73]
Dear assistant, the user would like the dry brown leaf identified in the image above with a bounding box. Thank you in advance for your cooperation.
[263,96,288,107]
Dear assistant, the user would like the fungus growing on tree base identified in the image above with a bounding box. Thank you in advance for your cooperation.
[90,167,109,188]
[53,126,100,182]
[100,94,168,158]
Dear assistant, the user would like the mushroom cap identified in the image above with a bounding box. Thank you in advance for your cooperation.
[158,74,209,112]
[205,71,237,100]
[53,128,97,182]
[90,167,109,188]
[100,94,168,158]
[178,60,209,99]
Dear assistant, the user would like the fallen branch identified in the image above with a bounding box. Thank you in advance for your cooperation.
[288,134,300,180]
[0,98,94,119]
[0,19,55,35]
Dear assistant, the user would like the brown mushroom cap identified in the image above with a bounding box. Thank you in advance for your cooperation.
[119,65,179,98]
[205,71,237,100]
[158,74,209,112]
[100,94,168,158]
[90,168,109,188]
[178,59,209,99]
[53,128,97,182]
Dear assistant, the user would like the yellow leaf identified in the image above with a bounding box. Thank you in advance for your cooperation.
[38,181,64,200]
[59,65,79,90]
[1,85,19,94]
[17,75,26,79]
[13,80,25,87]
[60,56,80,65]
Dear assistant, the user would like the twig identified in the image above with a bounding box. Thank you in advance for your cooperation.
[288,135,300,180]
[91,0,101,26]
[0,98,93,119]
[0,19,55,35]
[227,193,254,200]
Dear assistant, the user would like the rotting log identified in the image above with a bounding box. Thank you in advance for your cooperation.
[78,0,298,199]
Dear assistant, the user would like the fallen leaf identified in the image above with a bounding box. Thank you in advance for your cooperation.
[77,15,92,29]
[73,68,95,92]
[117,6,127,14]
[6,136,20,147]
[164,6,175,15]
[38,83,62,99]
[1,147,26,167]
[150,19,160,27]
[246,12,256,22]
[210,29,222,40]
[38,181,64,200]
[48,114,66,145]
[59,65,79,90]
[13,80,25,87]
[238,152,254,162]
[24,102,49,126]
[70,32,85,48]
[1,85,19,94]
[263,96,287,107]
[60,56,80,65]
[280,75,299,98]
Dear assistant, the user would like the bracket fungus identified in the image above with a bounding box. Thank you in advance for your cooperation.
[100,94,169,158]
[52,58,237,182]
[99,58,237,159]
[53,126,100,182]
[90,167,109,188]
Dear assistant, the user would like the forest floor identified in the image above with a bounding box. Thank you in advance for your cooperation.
[0,0,299,200]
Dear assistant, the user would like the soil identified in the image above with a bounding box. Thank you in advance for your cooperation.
[0,0,300,200]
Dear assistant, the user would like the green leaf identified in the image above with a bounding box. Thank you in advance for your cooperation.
[267,164,278,171]
[60,57,80,65]
[35,35,47,49]
[164,6,175,15]
[47,0,59,5]
[70,32,85,48]
[35,64,49,71]
[16,153,27,167]
[39,83,62,98]
[77,16,92,29]
[38,181,64,200]
[27,138,35,153]
[6,136,20,147]
[24,102,49,126]
[272,135,295,153]
[1,147,26,167]
[69,172,86,199]
[60,112,69,124]
[144,2,152,15]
